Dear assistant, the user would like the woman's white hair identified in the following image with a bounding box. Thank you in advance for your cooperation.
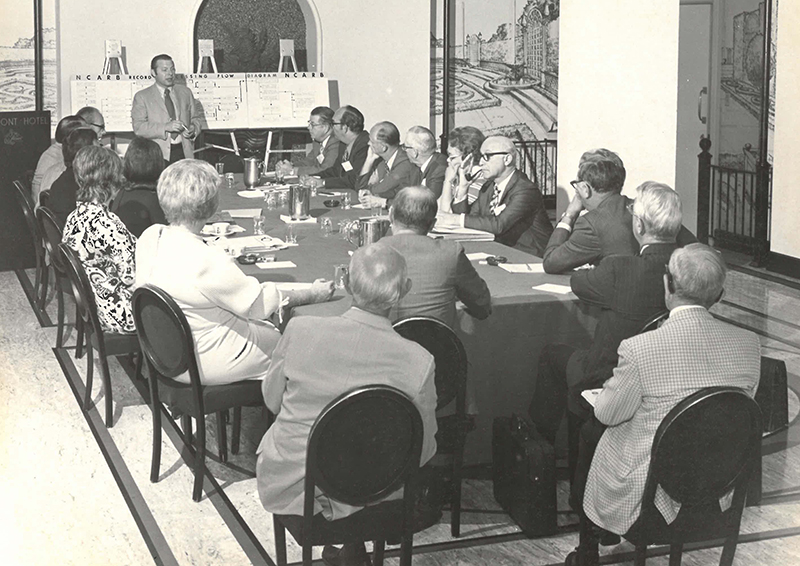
[157,159,220,226]
[633,181,682,241]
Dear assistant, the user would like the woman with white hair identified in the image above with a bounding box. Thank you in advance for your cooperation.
[62,145,137,333]
[135,159,333,385]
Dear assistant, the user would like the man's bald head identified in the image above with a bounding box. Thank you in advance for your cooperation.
[405,126,437,166]
[370,121,401,148]
[390,185,438,234]
[479,135,517,180]
[76,106,105,140]
[348,242,411,315]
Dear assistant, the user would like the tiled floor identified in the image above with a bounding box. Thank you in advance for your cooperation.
[3,254,800,565]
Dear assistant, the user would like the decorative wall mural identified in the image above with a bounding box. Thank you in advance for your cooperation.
[431,0,559,142]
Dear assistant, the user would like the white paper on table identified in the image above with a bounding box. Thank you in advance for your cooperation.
[318,190,346,197]
[581,388,603,408]
[280,215,317,224]
[466,252,492,261]
[223,208,263,218]
[228,235,289,253]
[256,260,297,269]
[498,263,545,274]
[532,283,573,295]
[274,282,313,291]
[237,189,265,198]
[350,203,370,209]
[200,224,246,237]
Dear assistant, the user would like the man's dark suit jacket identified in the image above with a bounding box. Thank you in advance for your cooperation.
[49,166,79,226]
[451,169,553,257]
[421,152,449,199]
[542,192,696,274]
[317,131,370,190]
[568,243,678,391]
[382,233,492,328]
[110,183,167,237]
[355,148,422,201]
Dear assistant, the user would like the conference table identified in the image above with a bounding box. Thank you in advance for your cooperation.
[216,176,597,464]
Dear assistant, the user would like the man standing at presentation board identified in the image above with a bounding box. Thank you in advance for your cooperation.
[131,54,203,164]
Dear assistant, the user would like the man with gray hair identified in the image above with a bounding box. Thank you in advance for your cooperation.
[532,182,688,501]
[436,135,553,256]
[404,126,448,198]
[567,243,760,563]
[382,185,491,327]
[257,242,438,566]
[357,121,422,210]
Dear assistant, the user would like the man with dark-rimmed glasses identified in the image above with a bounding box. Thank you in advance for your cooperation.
[436,135,553,256]
[277,106,343,177]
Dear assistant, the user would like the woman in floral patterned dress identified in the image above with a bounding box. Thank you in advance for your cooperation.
[62,145,137,334]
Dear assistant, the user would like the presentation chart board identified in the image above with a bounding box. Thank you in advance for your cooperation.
[70,73,331,132]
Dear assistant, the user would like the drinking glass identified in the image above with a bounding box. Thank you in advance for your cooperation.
[224,172,235,190]
[342,192,352,209]
[320,217,333,236]
[253,215,266,235]
[278,190,289,207]
[334,264,349,290]
[215,162,225,175]
[264,192,278,210]
[285,223,297,244]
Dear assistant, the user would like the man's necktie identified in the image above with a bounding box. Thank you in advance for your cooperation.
[488,181,502,213]
[164,88,178,139]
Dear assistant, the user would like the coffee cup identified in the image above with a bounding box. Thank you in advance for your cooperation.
[211,222,230,235]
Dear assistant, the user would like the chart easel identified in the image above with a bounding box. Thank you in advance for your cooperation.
[196,39,219,73]
[102,39,128,75]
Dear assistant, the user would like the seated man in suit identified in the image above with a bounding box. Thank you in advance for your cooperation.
[302,105,370,191]
[356,121,422,209]
[543,149,695,274]
[277,106,343,176]
[531,182,685,483]
[436,135,553,256]
[131,54,204,164]
[48,128,99,225]
[382,185,491,328]
[567,243,761,564]
[33,115,87,203]
[256,242,438,566]
[404,126,448,198]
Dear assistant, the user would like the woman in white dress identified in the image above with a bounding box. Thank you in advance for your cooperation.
[135,159,333,385]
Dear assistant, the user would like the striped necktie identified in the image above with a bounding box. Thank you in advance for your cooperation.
[488,181,502,213]
[164,88,179,140]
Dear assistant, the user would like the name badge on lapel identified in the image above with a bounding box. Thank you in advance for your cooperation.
[341,161,353,172]
[493,203,507,216]
[316,153,325,164]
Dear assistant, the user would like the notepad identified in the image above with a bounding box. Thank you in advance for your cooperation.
[498,263,545,274]
[466,252,492,261]
[581,388,602,408]
[280,215,317,224]
[223,208,263,218]
[237,189,265,198]
[256,260,297,269]
[532,283,573,295]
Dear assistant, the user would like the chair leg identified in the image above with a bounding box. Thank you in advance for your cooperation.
[231,406,242,455]
[719,535,739,566]
[38,264,50,309]
[273,517,287,566]
[83,342,94,410]
[134,352,143,381]
[668,543,683,566]
[149,367,162,483]
[192,415,206,502]
[302,544,312,566]
[399,534,413,566]
[75,317,84,359]
[33,252,42,306]
[100,355,114,428]
[55,275,65,348]
[634,542,648,566]
[373,540,385,566]
[181,415,193,449]
[216,411,228,463]
[451,446,464,537]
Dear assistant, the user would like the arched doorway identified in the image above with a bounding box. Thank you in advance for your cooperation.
[192,0,321,72]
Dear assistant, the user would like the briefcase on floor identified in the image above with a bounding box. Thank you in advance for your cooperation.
[756,356,788,434]
[492,415,557,537]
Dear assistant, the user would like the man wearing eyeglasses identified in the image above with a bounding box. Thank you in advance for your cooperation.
[131,54,204,164]
[301,105,370,191]
[403,126,448,198]
[436,135,553,256]
[355,121,422,210]
[277,106,342,177]
[76,106,106,142]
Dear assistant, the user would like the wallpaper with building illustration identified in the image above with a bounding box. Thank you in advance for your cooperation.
[430,0,559,143]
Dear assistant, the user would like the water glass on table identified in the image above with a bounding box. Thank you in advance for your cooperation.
[215,162,225,175]
[342,192,352,209]
[225,172,235,190]
[334,264,349,290]
[285,223,297,244]
[320,217,333,237]
[253,215,266,235]
[264,192,278,210]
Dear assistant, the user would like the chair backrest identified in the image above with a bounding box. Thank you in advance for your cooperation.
[304,385,423,517]
[12,179,41,248]
[643,386,762,510]
[37,205,66,272]
[131,284,202,387]
[393,316,468,411]
[58,243,103,338]
[639,310,669,334]
[39,189,51,210]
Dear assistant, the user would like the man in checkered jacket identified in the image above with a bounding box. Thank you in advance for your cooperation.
[574,243,760,561]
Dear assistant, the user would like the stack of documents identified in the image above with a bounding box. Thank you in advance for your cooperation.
[430,225,494,241]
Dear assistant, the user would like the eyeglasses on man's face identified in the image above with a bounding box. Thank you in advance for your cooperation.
[480,151,508,162]
[307,120,328,129]
[626,201,638,216]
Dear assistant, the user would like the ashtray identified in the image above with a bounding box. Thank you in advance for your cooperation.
[323,199,341,208]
